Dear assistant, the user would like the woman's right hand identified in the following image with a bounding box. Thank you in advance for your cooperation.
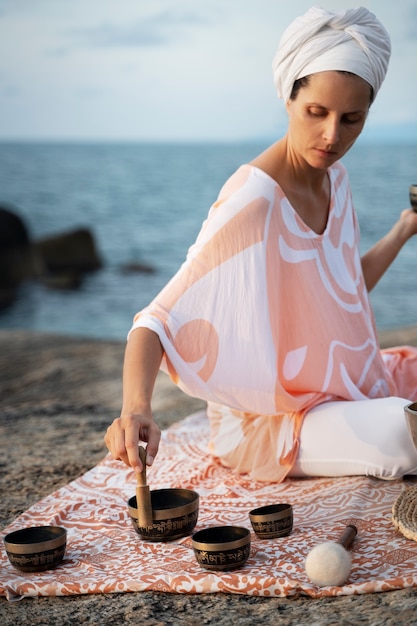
[104,411,161,473]
[106,326,164,472]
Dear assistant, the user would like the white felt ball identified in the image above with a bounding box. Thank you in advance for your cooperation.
[305,542,352,587]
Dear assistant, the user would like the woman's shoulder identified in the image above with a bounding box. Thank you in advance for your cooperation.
[217,164,278,204]
[196,165,277,242]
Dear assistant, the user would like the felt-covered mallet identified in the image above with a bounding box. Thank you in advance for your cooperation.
[305,524,357,587]
[136,445,153,528]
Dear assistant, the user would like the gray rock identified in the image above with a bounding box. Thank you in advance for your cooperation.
[34,227,102,274]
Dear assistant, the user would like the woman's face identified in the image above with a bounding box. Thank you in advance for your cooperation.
[286,71,371,170]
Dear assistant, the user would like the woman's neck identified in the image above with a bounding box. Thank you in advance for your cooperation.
[250,139,331,235]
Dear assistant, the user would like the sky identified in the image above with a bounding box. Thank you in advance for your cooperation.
[0,0,417,143]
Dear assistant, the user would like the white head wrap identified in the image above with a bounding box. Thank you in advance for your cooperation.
[272,6,391,102]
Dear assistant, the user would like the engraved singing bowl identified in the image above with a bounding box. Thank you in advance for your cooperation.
[410,184,417,211]
[249,503,293,539]
[404,401,417,450]
[128,488,199,541]
[4,526,67,572]
[192,525,251,571]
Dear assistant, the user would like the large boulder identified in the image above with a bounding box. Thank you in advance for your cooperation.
[32,227,103,290]
[0,207,103,304]
[0,206,29,249]
[0,207,43,306]
[34,227,102,274]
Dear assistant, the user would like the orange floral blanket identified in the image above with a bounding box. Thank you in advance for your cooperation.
[1,411,417,600]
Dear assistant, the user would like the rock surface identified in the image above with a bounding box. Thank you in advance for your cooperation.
[1,327,417,625]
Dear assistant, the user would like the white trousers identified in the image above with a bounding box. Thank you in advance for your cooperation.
[289,396,417,480]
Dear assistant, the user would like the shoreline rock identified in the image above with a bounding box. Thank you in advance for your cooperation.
[0,207,103,286]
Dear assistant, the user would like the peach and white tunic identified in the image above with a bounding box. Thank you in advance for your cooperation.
[131,162,417,481]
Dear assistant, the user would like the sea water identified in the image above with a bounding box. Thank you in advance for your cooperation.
[0,140,416,340]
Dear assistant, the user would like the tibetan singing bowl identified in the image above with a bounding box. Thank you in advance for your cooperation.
[128,488,199,541]
[4,526,67,572]
[410,184,417,211]
[404,401,417,451]
[192,525,251,571]
[249,503,293,539]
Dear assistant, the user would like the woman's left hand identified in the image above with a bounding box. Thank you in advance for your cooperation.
[398,208,417,240]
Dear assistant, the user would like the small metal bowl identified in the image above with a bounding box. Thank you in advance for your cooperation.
[404,401,417,450]
[410,184,417,212]
[192,526,251,571]
[4,526,67,572]
[128,488,199,542]
[249,503,293,539]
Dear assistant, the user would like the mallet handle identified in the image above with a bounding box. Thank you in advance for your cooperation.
[337,524,357,550]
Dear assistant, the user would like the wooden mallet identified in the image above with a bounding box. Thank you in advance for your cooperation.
[136,445,153,528]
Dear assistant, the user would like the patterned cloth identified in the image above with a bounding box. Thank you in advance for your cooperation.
[2,411,417,600]
[131,163,417,481]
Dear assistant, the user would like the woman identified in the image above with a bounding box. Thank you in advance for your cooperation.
[105,7,417,482]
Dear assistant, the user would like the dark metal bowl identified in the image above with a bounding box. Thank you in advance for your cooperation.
[404,401,417,451]
[4,526,67,572]
[192,525,251,571]
[249,503,293,539]
[410,184,417,211]
[128,488,199,541]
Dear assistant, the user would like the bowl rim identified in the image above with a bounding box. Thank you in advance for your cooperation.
[4,526,67,554]
[128,488,199,521]
[192,525,250,551]
[249,503,293,522]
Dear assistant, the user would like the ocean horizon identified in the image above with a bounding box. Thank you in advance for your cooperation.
[0,139,416,341]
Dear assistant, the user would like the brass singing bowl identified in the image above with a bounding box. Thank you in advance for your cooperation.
[249,503,293,539]
[410,184,417,211]
[192,525,251,571]
[404,401,417,450]
[4,526,67,572]
[128,488,199,541]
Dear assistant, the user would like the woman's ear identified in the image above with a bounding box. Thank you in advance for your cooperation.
[285,98,293,116]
